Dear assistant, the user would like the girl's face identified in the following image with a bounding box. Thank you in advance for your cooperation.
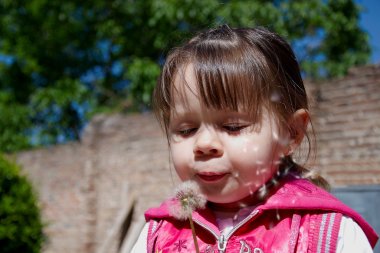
[168,65,290,205]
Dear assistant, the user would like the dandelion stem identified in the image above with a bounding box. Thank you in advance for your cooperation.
[188,214,200,253]
[183,198,200,253]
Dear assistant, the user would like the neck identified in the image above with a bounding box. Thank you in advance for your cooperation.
[207,195,262,213]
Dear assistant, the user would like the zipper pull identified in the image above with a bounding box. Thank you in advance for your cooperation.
[218,235,227,252]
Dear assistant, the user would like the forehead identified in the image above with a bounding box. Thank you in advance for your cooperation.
[172,64,199,98]
[173,64,197,92]
[171,64,201,113]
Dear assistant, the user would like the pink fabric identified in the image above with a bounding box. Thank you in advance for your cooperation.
[289,213,301,253]
[145,178,378,252]
[307,212,343,253]
[257,178,378,248]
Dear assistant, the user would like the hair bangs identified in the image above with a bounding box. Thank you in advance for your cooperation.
[189,40,271,123]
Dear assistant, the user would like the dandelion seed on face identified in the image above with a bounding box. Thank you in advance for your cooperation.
[272,131,279,140]
[270,178,278,186]
[259,168,267,173]
[272,131,290,146]
[239,202,248,208]
[279,137,290,146]
[257,185,268,199]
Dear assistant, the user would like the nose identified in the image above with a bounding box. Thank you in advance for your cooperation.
[193,127,223,157]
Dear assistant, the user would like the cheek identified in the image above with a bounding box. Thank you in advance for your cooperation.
[170,143,192,179]
[227,136,282,168]
[227,137,267,158]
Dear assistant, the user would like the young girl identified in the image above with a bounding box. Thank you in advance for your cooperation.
[132,25,378,252]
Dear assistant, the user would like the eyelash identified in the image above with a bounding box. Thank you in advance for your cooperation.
[177,128,197,136]
[223,124,248,133]
[175,124,248,137]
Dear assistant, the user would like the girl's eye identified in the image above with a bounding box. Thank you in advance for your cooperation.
[223,124,248,133]
[177,128,197,136]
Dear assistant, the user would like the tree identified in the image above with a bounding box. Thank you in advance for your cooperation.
[0,0,371,152]
[0,154,44,252]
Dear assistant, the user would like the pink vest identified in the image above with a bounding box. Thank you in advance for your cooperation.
[145,178,378,252]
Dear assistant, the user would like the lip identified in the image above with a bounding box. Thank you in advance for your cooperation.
[196,172,229,183]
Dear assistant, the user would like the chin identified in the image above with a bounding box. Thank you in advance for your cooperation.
[206,195,247,205]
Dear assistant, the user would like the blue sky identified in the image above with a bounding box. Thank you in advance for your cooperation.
[358,0,380,63]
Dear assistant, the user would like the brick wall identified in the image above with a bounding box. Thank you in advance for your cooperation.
[311,65,380,185]
[15,64,380,253]
[16,113,175,253]
[16,143,90,253]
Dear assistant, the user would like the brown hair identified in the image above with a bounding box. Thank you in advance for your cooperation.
[153,25,329,190]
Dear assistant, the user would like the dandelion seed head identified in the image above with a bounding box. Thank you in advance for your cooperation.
[169,180,207,220]
[168,201,189,220]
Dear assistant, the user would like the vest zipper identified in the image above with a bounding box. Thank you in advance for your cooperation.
[218,235,227,252]
[193,209,261,253]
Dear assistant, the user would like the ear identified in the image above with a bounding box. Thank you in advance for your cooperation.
[285,109,310,155]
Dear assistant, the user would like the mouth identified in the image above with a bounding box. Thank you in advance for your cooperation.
[196,172,229,183]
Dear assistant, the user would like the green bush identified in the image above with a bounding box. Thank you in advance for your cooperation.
[0,154,44,253]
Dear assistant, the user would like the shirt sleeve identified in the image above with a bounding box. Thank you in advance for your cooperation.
[336,216,373,253]
[131,222,149,253]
